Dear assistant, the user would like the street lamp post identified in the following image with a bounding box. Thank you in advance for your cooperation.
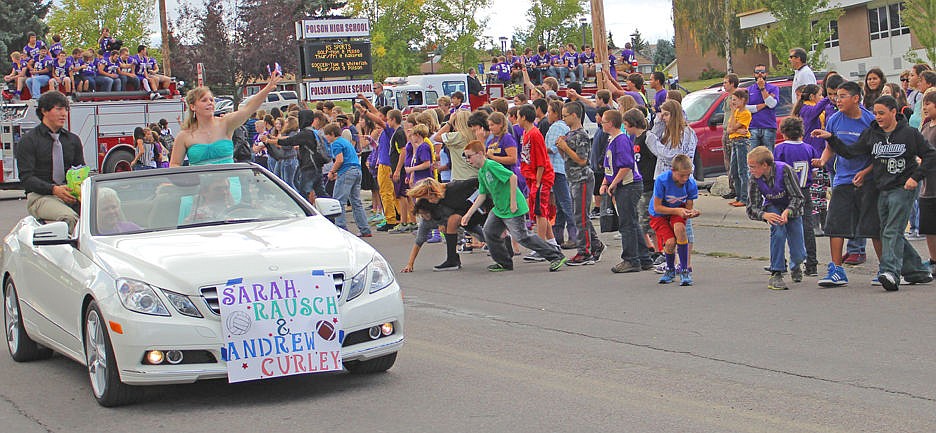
[579,17,587,49]
[428,52,435,74]
[499,36,508,56]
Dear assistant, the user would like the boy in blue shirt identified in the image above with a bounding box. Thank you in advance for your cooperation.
[649,154,700,285]
[323,123,371,237]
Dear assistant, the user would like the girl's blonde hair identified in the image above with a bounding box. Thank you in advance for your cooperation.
[413,124,430,138]
[450,110,473,144]
[407,177,445,199]
[282,116,299,135]
[660,99,687,149]
[182,87,213,130]
[617,95,637,114]
[416,110,440,133]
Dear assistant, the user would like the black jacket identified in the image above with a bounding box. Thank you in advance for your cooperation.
[827,115,936,191]
[278,110,325,171]
[15,123,85,195]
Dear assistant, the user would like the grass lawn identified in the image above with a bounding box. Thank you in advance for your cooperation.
[681,78,724,93]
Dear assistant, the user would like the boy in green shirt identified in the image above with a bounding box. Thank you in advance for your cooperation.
[461,140,567,271]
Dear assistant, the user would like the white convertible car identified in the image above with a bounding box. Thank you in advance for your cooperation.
[2,164,404,406]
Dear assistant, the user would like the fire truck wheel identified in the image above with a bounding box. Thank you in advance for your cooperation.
[103,150,134,174]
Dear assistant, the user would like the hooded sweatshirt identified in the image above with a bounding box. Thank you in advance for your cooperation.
[826,114,936,191]
[278,110,324,171]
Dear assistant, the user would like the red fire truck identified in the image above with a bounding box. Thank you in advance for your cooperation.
[0,92,183,188]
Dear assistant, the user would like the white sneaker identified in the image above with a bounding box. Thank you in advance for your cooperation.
[523,251,546,262]
[613,233,622,240]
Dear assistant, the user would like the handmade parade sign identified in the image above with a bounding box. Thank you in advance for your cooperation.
[219,271,342,383]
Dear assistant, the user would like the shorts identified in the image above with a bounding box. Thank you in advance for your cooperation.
[919,197,936,235]
[593,172,604,197]
[393,175,407,197]
[526,178,554,219]
[823,184,881,239]
[650,214,687,247]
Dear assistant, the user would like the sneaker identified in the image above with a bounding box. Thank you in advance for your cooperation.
[376,223,393,232]
[591,242,605,262]
[458,243,474,253]
[549,256,568,272]
[641,262,655,271]
[905,230,925,241]
[843,253,866,265]
[589,208,602,219]
[679,270,693,286]
[560,240,578,250]
[612,261,641,273]
[426,229,442,243]
[368,213,384,223]
[804,264,818,276]
[406,223,419,232]
[652,253,666,266]
[433,260,461,271]
[879,272,899,291]
[903,273,934,285]
[388,223,408,234]
[871,275,882,286]
[613,233,622,240]
[566,253,596,266]
[357,233,373,238]
[818,262,848,287]
[487,263,513,272]
[790,265,803,283]
[523,251,546,262]
[721,192,737,200]
[768,272,788,290]
[654,262,667,274]
[658,268,676,284]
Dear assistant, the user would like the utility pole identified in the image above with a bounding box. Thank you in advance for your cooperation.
[158,0,172,76]
[590,0,607,90]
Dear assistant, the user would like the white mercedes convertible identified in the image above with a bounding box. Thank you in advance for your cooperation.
[2,164,404,406]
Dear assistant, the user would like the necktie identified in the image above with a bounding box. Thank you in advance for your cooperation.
[50,132,65,185]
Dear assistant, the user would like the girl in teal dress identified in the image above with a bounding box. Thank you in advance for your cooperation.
[169,71,282,167]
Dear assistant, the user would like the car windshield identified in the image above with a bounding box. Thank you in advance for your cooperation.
[91,168,310,236]
[682,91,721,123]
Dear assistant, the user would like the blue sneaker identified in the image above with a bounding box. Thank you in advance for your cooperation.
[818,262,848,287]
[659,268,676,284]
[679,269,693,286]
[426,229,442,243]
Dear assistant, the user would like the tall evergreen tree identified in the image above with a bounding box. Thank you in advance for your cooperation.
[0,0,51,72]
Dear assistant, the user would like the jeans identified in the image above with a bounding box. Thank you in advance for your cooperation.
[801,187,818,267]
[613,182,650,265]
[483,212,563,267]
[749,128,777,151]
[877,188,930,278]
[298,166,326,199]
[331,166,370,235]
[766,205,806,272]
[847,238,866,255]
[26,75,50,99]
[119,74,140,91]
[551,173,577,244]
[277,157,298,191]
[722,133,735,195]
[569,178,601,256]
[910,196,920,231]
[553,66,569,83]
[95,75,116,92]
[574,65,584,83]
[729,138,750,203]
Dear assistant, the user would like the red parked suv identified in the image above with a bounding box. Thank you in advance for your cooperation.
[683,78,800,180]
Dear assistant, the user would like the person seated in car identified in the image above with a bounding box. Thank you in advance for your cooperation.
[186,177,233,223]
[14,91,85,232]
[96,187,142,234]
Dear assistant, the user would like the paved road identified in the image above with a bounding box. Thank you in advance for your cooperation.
[0,189,934,432]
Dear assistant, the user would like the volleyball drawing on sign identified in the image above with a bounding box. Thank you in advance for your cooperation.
[226,311,252,335]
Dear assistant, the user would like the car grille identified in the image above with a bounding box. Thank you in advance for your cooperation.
[199,272,344,316]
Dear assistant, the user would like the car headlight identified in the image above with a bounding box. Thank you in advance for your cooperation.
[368,254,394,294]
[345,255,396,302]
[116,278,170,316]
[161,289,202,318]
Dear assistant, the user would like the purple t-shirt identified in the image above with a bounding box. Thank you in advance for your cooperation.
[80,58,97,77]
[51,59,69,78]
[35,55,54,77]
[746,82,781,130]
[22,41,45,61]
[773,141,819,186]
[654,89,668,112]
[410,141,433,182]
[797,98,832,153]
[562,51,578,67]
[49,43,63,58]
[608,54,617,78]
[532,54,551,68]
[624,90,646,106]
[603,133,642,184]
[579,52,595,65]
[376,127,393,166]
[621,49,635,65]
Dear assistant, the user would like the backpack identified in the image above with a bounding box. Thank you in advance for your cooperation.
[312,129,332,166]
[233,125,253,163]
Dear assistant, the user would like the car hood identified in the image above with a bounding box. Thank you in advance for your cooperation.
[89,217,374,295]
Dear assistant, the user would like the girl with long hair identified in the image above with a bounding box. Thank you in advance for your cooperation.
[862,68,886,109]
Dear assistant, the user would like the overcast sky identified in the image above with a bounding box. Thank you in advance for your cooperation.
[149,0,674,46]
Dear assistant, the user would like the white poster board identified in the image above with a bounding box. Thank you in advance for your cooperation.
[298,18,370,39]
[305,80,375,101]
[219,271,342,383]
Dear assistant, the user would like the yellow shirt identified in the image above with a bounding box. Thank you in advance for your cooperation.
[728,108,752,139]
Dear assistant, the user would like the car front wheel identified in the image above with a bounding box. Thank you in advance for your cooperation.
[84,301,140,406]
[4,278,52,362]
[344,352,397,374]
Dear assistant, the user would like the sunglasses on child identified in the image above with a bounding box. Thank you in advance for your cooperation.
[462,152,477,162]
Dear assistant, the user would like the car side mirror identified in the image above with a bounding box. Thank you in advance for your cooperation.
[709,113,724,126]
[33,221,77,247]
[314,198,343,218]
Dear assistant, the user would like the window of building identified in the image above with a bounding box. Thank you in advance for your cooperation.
[811,20,839,50]
[869,2,910,40]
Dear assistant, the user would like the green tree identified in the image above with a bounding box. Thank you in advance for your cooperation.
[0,0,51,73]
[629,29,647,53]
[607,32,616,50]
[653,39,676,67]
[672,0,756,73]
[46,0,153,52]
[516,0,587,49]
[903,0,936,66]
[425,0,491,72]
[347,0,427,80]
[760,0,840,75]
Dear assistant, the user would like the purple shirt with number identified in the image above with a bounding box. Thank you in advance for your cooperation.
[35,55,54,77]
[22,41,45,62]
[604,133,641,184]
[51,59,69,78]
[562,51,578,67]
[579,52,595,65]
[773,141,819,186]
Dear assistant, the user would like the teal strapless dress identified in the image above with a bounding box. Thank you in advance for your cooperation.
[186,139,235,165]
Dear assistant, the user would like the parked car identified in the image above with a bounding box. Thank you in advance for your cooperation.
[2,164,404,406]
[238,90,299,113]
[214,97,235,116]
[682,78,800,179]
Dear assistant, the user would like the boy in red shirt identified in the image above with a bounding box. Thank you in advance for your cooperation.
[517,104,557,254]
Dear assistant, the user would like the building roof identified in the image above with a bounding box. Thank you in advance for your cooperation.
[738,0,870,29]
